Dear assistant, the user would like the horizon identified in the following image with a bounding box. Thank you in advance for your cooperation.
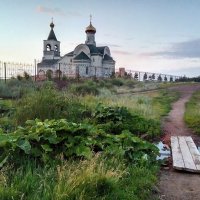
[1,0,200,77]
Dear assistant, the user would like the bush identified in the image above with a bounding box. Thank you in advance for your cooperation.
[0,79,37,99]
[70,82,99,96]
[110,78,124,86]
[92,104,161,137]
[14,87,88,125]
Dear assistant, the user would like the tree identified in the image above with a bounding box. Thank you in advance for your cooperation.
[23,71,30,80]
[134,72,139,80]
[143,72,147,81]
[170,76,173,82]
[157,74,162,82]
[148,75,152,81]
[164,75,167,82]
[152,73,155,80]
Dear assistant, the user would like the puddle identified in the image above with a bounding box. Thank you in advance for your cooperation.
[154,141,171,160]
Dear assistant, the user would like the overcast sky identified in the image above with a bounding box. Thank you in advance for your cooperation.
[1,0,200,77]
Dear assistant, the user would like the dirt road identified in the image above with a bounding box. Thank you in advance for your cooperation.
[159,84,200,200]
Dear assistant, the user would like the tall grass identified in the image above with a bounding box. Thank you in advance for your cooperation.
[0,79,37,99]
[184,91,200,134]
[78,89,178,120]
[14,87,88,125]
[0,155,158,200]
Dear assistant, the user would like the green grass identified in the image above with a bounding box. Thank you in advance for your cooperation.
[0,78,181,200]
[184,91,200,134]
[0,155,158,200]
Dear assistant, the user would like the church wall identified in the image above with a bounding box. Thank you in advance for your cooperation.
[91,55,102,67]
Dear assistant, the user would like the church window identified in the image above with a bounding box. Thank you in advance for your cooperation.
[46,44,51,51]
[55,45,58,51]
[86,66,89,75]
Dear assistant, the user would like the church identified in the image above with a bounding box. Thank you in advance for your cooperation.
[37,18,115,78]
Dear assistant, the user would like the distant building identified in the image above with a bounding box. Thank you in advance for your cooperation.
[37,19,115,78]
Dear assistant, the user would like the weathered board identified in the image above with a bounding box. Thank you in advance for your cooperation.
[171,136,200,173]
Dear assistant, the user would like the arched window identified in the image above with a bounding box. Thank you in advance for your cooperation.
[54,45,58,52]
[46,44,51,51]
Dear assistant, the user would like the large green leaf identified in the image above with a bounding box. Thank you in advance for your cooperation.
[75,145,92,159]
[16,139,31,154]
[41,144,53,152]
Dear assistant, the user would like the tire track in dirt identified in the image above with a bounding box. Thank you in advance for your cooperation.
[159,84,200,200]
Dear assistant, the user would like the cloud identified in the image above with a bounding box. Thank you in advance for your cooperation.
[142,39,200,59]
[98,43,121,48]
[36,6,81,17]
[36,5,65,16]
[164,66,200,77]
[112,50,132,55]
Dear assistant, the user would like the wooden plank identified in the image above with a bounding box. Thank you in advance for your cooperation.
[171,136,185,170]
[185,137,200,171]
[178,136,197,172]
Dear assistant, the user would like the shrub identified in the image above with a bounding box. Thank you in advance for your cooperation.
[92,104,161,137]
[110,78,124,86]
[70,83,99,96]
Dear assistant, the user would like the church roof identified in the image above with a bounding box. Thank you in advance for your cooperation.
[87,45,100,54]
[74,52,90,60]
[38,59,59,66]
[97,46,106,54]
[103,54,114,62]
[48,29,57,41]
[65,51,74,56]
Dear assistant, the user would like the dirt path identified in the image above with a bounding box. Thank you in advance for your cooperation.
[158,84,200,200]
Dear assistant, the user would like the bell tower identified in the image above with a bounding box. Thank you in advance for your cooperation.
[43,19,60,60]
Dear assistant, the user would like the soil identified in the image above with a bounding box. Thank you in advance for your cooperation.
[158,84,200,200]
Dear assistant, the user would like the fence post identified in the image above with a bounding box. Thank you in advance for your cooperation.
[4,62,6,83]
[34,59,37,81]
[59,63,61,81]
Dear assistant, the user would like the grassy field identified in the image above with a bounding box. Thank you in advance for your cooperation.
[184,91,200,134]
[0,77,180,200]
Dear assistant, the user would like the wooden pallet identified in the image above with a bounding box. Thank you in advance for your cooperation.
[171,136,200,173]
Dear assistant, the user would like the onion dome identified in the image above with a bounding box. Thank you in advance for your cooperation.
[50,21,55,29]
[85,22,96,33]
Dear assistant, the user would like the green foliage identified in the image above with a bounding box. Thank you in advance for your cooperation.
[0,100,15,132]
[110,78,124,86]
[0,118,158,167]
[70,81,99,96]
[92,104,161,137]
[0,155,158,200]
[152,90,179,116]
[0,79,36,99]
[14,87,88,125]
[23,71,31,80]
[185,91,200,134]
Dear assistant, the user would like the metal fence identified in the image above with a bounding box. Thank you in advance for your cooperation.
[0,60,182,83]
[116,69,181,82]
[0,60,37,82]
